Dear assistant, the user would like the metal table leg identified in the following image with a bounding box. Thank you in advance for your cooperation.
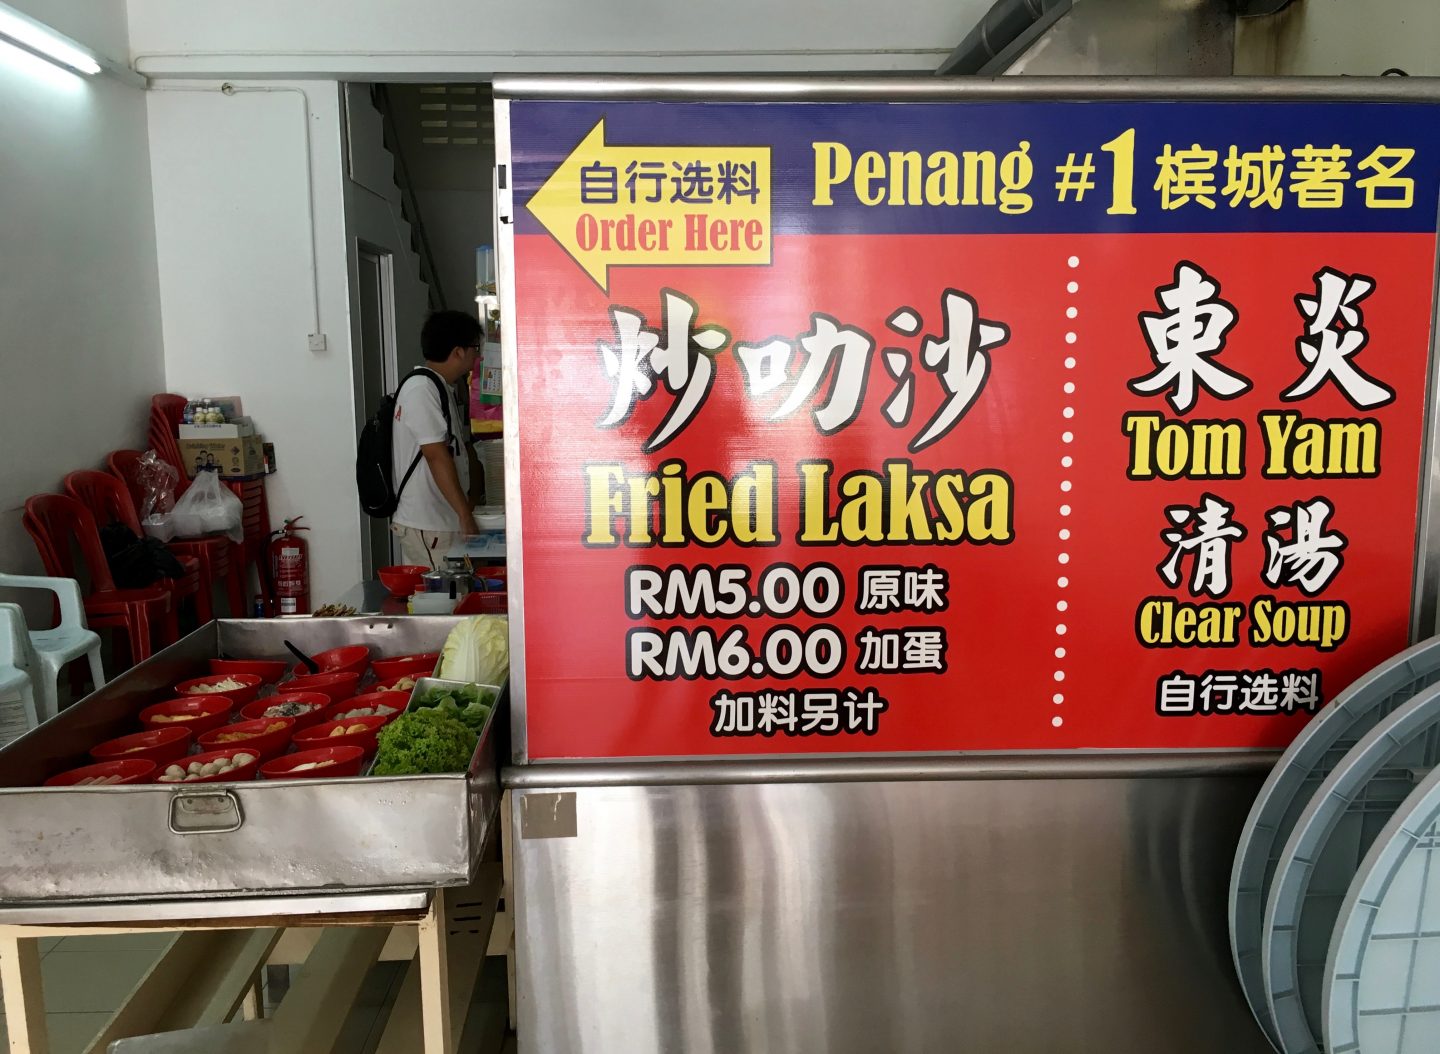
[418,889,452,1054]
[0,933,49,1054]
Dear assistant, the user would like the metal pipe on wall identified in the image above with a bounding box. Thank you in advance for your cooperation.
[937,0,1073,75]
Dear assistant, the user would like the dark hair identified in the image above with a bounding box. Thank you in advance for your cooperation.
[420,310,483,362]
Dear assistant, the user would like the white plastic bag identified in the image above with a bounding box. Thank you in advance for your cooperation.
[171,470,244,543]
[141,515,176,543]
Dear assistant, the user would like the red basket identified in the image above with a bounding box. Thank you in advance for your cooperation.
[260,745,365,780]
[175,673,263,706]
[90,727,192,766]
[45,759,157,787]
[197,717,297,761]
[139,697,233,736]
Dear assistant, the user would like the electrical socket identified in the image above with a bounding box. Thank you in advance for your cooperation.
[307,333,327,352]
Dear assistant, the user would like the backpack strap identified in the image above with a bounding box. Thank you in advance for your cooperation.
[418,368,455,448]
[393,368,456,503]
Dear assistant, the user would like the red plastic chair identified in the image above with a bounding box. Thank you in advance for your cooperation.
[148,394,271,616]
[63,471,210,624]
[107,450,245,618]
[22,495,174,665]
[148,394,189,483]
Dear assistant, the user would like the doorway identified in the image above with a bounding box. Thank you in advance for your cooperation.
[357,243,399,578]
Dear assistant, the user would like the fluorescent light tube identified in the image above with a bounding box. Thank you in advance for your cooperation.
[0,4,100,75]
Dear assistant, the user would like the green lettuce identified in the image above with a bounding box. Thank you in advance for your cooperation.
[371,709,477,775]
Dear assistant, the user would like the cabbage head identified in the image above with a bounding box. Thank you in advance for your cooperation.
[438,615,509,685]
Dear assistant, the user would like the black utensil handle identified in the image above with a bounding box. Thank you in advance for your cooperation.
[285,640,320,674]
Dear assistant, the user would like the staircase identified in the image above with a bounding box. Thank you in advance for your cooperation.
[342,84,445,312]
[371,85,448,312]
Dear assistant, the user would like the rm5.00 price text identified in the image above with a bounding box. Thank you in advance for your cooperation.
[626,563,843,620]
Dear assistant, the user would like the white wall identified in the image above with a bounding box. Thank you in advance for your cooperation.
[1236,0,1440,75]
[124,0,979,76]
[0,0,164,609]
[147,81,361,605]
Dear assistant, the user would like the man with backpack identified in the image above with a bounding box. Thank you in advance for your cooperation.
[358,310,482,565]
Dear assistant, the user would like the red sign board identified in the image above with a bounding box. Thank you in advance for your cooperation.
[504,95,1440,760]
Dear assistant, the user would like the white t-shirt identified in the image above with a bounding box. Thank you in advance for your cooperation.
[392,368,470,532]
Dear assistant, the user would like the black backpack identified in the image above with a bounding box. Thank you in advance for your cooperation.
[98,522,185,588]
[356,368,454,518]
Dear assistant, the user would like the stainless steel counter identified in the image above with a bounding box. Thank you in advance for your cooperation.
[0,617,499,912]
[507,756,1274,1053]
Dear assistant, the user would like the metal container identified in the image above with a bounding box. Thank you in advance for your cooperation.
[404,677,501,714]
[0,617,501,911]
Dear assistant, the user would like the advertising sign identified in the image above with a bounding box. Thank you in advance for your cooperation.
[503,91,1440,760]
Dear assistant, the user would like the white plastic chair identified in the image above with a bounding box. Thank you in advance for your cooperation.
[0,573,105,722]
[0,605,40,732]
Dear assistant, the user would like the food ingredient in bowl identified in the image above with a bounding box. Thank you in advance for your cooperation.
[214,721,288,743]
[262,701,317,719]
[186,676,247,694]
[327,723,369,737]
[75,775,124,786]
[372,709,477,776]
[333,704,398,720]
[157,752,256,783]
[312,603,357,617]
[289,759,336,772]
[151,712,201,723]
[378,676,417,693]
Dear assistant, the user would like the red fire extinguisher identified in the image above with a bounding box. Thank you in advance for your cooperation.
[270,517,310,616]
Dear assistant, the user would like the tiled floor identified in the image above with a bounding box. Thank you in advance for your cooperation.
[0,934,170,1053]
[1,934,511,1053]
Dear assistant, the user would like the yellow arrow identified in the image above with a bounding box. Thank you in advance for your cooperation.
[526,119,772,292]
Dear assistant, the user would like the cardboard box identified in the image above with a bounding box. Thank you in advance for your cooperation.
[179,417,256,440]
[179,435,267,479]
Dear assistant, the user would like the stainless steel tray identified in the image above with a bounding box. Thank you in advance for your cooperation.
[405,677,502,713]
[0,617,502,909]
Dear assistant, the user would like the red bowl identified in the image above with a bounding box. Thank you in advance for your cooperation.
[378,565,428,597]
[197,717,296,761]
[260,745,365,781]
[175,673,263,706]
[139,696,234,736]
[294,645,370,679]
[294,714,389,756]
[281,670,361,704]
[208,658,288,684]
[316,645,371,675]
[155,748,261,785]
[326,691,407,723]
[45,759,157,787]
[371,652,439,681]
[91,727,193,766]
[240,692,331,731]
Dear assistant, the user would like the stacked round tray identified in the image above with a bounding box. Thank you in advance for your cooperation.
[1230,637,1440,1053]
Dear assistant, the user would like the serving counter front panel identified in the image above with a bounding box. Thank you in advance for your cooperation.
[495,77,1440,1053]
[509,767,1272,1054]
